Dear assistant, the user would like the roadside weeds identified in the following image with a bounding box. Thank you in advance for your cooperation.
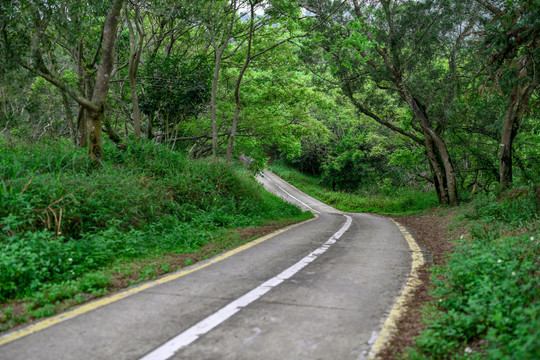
[379,195,539,359]
[0,217,309,333]
[378,209,460,359]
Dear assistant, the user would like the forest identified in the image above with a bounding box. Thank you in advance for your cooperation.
[0,0,537,201]
[0,0,539,358]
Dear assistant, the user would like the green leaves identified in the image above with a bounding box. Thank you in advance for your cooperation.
[140,54,212,124]
[0,139,303,303]
[409,193,540,359]
[309,17,375,75]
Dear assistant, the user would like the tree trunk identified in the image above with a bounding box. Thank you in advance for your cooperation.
[340,81,451,204]
[19,0,123,160]
[499,79,537,191]
[209,1,239,161]
[128,50,142,140]
[76,107,88,147]
[87,109,103,161]
[226,107,240,163]
[429,161,443,204]
[407,95,459,205]
[226,4,254,164]
[436,137,459,206]
[88,0,124,162]
[74,42,88,148]
[425,136,450,204]
[126,3,142,139]
[211,48,224,161]
[60,90,77,147]
[102,112,122,144]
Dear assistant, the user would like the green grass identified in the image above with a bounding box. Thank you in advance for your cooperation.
[405,191,539,359]
[0,137,310,328]
[270,160,438,214]
[271,159,539,358]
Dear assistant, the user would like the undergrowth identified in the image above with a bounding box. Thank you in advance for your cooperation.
[270,159,539,358]
[0,138,308,329]
[270,160,438,214]
[406,190,539,359]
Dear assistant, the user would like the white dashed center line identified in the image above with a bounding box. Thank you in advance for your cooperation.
[139,214,352,360]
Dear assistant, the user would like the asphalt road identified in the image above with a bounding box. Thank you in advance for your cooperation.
[0,170,412,360]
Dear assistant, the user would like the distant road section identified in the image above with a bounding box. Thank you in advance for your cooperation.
[0,170,412,360]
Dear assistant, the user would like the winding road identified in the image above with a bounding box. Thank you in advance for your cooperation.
[0,170,415,360]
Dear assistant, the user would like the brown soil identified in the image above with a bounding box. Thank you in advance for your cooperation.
[377,209,463,359]
[2,209,461,355]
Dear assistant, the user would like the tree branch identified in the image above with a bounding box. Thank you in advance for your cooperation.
[343,81,424,145]
[20,62,100,112]
[474,0,504,16]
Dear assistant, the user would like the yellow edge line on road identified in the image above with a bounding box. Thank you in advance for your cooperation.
[0,215,317,347]
[367,219,425,360]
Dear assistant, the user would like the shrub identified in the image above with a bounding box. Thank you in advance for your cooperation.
[0,139,304,303]
[408,192,539,359]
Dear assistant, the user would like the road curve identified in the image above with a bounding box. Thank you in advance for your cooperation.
[0,170,412,360]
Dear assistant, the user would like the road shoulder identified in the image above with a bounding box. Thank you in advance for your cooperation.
[377,211,458,359]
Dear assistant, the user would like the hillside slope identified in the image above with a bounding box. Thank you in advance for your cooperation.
[0,138,310,330]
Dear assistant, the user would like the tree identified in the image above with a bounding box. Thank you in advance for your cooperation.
[140,54,211,143]
[201,0,244,161]
[1,0,123,161]
[124,1,144,139]
[298,0,480,205]
[474,0,539,191]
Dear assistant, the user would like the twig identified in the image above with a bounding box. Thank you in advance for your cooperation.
[20,176,33,196]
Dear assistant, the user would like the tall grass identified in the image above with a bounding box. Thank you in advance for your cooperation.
[270,160,438,214]
[0,138,306,304]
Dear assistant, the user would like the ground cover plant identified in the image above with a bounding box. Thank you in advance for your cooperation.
[404,190,539,359]
[271,159,539,358]
[0,138,310,330]
[270,160,438,214]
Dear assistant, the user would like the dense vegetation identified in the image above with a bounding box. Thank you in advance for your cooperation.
[277,163,539,359]
[0,137,308,329]
[1,0,538,201]
[409,193,539,359]
[0,0,538,355]
[271,160,438,214]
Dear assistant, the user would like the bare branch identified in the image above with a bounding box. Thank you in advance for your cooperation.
[474,0,504,16]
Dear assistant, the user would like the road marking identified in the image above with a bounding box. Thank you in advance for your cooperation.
[139,214,352,360]
[0,217,317,347]
[261,172,321,214]
[365,219,425,360]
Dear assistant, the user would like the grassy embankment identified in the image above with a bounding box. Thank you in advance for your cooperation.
[406,193,539,359]
[270,160,438,214]
[271,162,539,359]
[0,139,311,331]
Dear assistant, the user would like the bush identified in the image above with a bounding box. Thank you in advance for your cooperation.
[408,192,539,359]
[0,139,304,302]
[465,190,539,227]
[270,160,438,214]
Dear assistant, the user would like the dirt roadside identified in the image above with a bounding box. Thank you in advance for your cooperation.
[0,219,303,333]
[378,210,461,359]
[1,209,458,353]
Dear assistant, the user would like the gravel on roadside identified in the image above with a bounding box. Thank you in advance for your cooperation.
[377,210,461,359]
